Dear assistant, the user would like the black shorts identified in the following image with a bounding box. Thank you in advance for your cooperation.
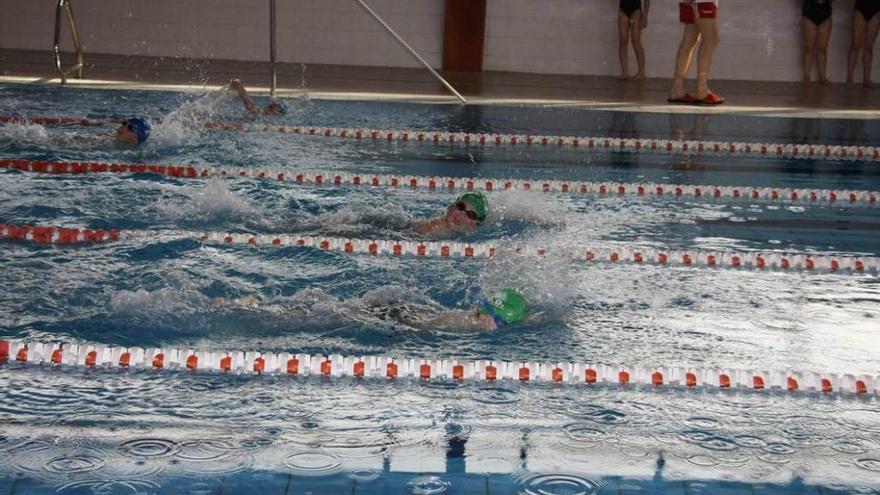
[620,0,642,18]
[855,0,880,22]
[803,0,832,25]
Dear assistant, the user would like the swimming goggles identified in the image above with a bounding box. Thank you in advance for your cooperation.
[454,201,481,222]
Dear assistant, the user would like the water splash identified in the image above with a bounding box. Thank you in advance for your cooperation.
[154,178,263,225]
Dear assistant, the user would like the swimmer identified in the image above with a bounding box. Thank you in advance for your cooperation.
[229,79,288,116]
[412,192,488,236]
[113,117,151,147]
[424,288,533,332]
[212,287,535,333]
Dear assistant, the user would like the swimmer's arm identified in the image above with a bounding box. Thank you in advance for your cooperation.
[411,217,449,236]
[230,79,261,115]
[423,309,491,333]
[641,0,650,27]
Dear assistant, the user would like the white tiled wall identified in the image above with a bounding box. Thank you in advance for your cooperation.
[1,0,877,82]
[0,0,444,68]
[486,0,880,83]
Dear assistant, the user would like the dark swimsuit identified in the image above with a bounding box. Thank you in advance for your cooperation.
[855,0,880,21]
[803,0,832,25]
[620,0,642,18]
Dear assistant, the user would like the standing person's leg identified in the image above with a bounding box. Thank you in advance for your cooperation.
[802,17,818,82]
[631,10,647,80]
[862,13,880,86]
[848,10,867,84]
[816,17,833,84]
[618,13,633,80]
[693,15,720,101]
[668,25,702,100]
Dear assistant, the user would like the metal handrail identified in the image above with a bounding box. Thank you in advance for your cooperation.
[53,0,84,84]
[269,0,277,97]
[355,0,467,104]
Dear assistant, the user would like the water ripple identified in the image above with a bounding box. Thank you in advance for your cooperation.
[519,473,601,495]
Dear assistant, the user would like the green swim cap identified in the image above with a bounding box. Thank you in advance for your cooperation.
[456,192,488,222]
[480,288,527,326]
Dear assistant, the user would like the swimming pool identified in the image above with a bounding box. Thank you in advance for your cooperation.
[1,83,879,494]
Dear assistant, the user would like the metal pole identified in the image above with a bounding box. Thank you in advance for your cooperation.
[64,1,84,78]
[53,0,66,83]
[354,0,467,104]
[269,0,277,97]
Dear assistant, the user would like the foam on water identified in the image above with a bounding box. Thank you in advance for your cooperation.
[154,178,264,225]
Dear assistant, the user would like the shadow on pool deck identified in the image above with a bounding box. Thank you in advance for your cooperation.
[1,48,879,118]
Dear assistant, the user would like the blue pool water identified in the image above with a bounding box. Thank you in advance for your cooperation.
[1,83,879,494]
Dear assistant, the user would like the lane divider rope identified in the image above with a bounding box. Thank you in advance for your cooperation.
[2,114,877,162]
[1,339,875,395]
[2,224,877,275]
[3,158,877,206]
[217,122,880,162]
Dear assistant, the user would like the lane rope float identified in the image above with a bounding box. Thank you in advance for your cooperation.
[2,158,878,207]
[2,114,878,162]
[1,339,876,396]
[2,224,877,275]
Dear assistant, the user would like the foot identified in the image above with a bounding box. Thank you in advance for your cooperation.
[864,80,875,88]
[618,74,630,81]
[694,91,724,105]
[819,77,831,85]
[633,72,646,81]
[667,93,695,104]
[803,75,812,83]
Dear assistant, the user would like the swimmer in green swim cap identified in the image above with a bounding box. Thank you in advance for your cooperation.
[425,287,530,332]
[413,192,488,236]
[213,286,532,333]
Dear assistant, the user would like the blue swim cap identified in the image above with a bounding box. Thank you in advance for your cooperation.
[266,99,288,115]
[124,118,151,144]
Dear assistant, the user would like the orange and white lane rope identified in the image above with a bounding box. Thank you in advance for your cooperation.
[1,339,876,396]
[0,115,116,126]
[1,114,877,162]
[211,121,880,162]
[2,224,877,275]
[3,158,878,206]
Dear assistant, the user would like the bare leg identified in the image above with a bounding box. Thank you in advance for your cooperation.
[816,17,833,84]
[631,10,646,80]
[802,17,817,82]
[693,17,720,98]
[863,14,880,86]
[618,14,632,80]
[848,11,867,84]
[669,24,702,98]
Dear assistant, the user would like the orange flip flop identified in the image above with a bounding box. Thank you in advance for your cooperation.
[695,92,724,106]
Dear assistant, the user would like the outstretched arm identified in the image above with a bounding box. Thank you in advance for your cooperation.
[411,217,450,236]
[229,79,261,115]
[423,309,496,332]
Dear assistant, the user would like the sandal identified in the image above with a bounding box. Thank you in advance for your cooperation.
[695,92,725,106]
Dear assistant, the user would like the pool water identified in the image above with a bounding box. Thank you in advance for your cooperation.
[1,83,879,494]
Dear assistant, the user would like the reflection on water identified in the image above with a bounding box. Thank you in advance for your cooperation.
[1,369,879,493]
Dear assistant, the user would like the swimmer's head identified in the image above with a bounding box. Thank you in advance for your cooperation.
[264,99,288,115]
[115,118,150,146]
[446,192,487,228]
[479,288,527,327]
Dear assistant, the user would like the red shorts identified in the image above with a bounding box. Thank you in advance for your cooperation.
[680,1,718,23]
